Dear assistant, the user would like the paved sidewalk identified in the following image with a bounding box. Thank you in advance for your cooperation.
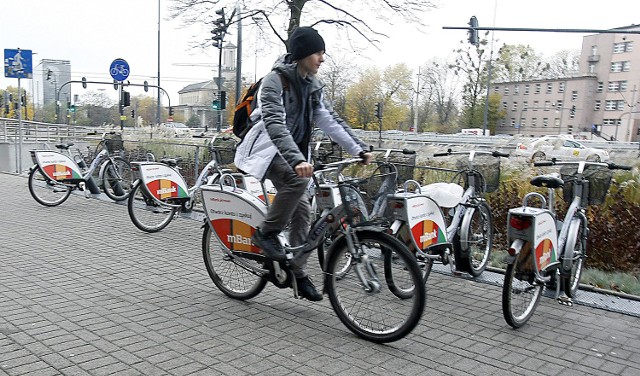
[1,172,639,376]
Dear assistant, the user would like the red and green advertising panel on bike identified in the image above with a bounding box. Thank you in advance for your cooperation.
[201,186,267,254]
[31,151,83,182]
[137,163,189,200]
[404,195,447,251]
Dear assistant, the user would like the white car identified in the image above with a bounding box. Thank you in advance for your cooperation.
[160,122,191,137]
[515,135,609,162]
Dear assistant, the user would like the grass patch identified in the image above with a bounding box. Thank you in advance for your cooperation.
[581,268,640,296]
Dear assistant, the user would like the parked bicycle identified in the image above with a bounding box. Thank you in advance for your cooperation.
[127,136,271,233]
[387,149,508,280]
[201,157,425,343]
[502,159,631,328]
[28,131,132,206]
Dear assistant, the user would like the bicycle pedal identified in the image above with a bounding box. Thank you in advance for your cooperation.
[452,270,463,277]
[557,295,573,306]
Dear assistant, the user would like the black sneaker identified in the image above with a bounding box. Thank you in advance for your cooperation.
[252,228,287,261]
[296,276,323,301]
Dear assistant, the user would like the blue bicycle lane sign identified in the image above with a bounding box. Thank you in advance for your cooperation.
[4,48,33,79]
[109,58,130,81]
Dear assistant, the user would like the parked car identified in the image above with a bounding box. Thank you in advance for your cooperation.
[160,122,191,137]
[515,135,609,162]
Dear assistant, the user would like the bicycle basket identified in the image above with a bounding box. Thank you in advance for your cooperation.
[104,134,124,153]
[210,137,237,166]
[455,154,500,194]
[381,153,416,182]
[560,164,612,206]
[347,165,398,219]
[338,183,370,226]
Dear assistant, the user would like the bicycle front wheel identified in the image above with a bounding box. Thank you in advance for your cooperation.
[502,245,543,328]
[28,166,72,206]
[102,157,132,201]
[562,221,586,299]
[127,180,175,232]
[202,224,267,299]
[461,201,494,277]
[325,231,425,343]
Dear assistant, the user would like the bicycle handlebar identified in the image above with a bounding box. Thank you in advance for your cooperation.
[370,147,416,155]
[534,159,633,171]
[433,149,509,158]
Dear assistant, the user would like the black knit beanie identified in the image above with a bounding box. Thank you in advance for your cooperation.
[289,27,325,60]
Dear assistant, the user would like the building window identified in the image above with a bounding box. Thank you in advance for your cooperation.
[605,100,625,111]
[571,91,578,101]
[594,100,601,111]
[533,100,539,110]
[514,85,519,94]
[512,102,518,111]
[500,119,506,127]
[523,100,528,110]
[543,118,549,127]
[502,102,507,110]
[588,63,596,73]
[494,85,500,93]
[504,87,510,96]
[544,101,551,111]
[591,45,597,55]
[608,80,628,92]
[531,118,537,127]
[510,118,516,127]
[603,119,622,126]
[554,118,561,126]
[556,100,563,111]
[558,82,565,93]
[611,61,631,72]
[613,41,633,53]
[535,83,541,94]
[546,83,553,94]
[524,84,530,94]
[597,82,604,92]
[520,118,526,127]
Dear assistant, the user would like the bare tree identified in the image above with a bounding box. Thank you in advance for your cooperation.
[542,49,580,79]
[419,58,461,129]
[319,52,357,116]
[492,44,549,83]
[168,0,437,50]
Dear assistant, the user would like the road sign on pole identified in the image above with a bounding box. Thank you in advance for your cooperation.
[109,58,130,81]
[4,48,33,79]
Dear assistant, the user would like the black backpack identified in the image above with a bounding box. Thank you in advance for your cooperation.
[233,72,288,139]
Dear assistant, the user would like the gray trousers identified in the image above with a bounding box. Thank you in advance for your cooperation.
[261,154,312,278]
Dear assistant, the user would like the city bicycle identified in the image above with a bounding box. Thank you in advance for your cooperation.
[127,136,273,233]
[502,159,632,328]
[201,158,425,343]
[28,132,133,206]
[389,149,508,280]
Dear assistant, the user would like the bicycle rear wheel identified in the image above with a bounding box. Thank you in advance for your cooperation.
[28,166,72,206]
[461,201,494,277]
[103,157,132,201]
[202,225,267,300]
[502,245,543,328]
[127,180,175,232]
[325,230,425,343]
[562,222,586,299]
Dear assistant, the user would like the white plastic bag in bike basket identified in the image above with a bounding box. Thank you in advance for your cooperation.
[136,162,190,201]
[31,150,83,182]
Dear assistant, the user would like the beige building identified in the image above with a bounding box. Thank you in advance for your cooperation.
[494,24,640,142]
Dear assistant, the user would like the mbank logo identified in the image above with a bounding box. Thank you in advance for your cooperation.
[227,234,253,245]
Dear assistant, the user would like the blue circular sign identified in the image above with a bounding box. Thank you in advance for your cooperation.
[109,58,130,81]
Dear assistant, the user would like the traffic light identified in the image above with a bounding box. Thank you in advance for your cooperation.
[219,91,226,110]
[211,8,227,49]
[131,109,135,118]
[113,80,118,90]
[81,77,87,89]
[467,16,479,47]
[46,69,52,80]
[374,102,382,119]
[69,105,76,113]
[569,105,576,119]
[143,80,149,92]
[169,107,174,116]
[211,100,219,110]
[122,91,131,107]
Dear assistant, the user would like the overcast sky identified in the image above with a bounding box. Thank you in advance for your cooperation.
[2,0,639,104]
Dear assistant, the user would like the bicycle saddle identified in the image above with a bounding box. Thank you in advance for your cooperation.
[54,143,74,150]
[160,157,182,167]
[419,182,464,208]
[530,174,564,189]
